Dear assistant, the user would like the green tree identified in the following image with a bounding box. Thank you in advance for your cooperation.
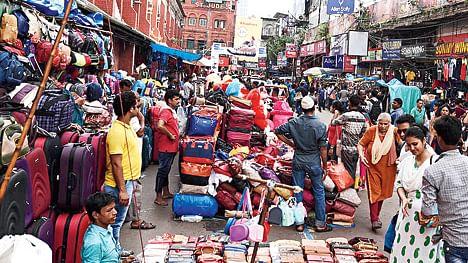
[266,35,294,63]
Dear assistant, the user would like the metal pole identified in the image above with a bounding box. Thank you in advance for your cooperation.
[250,186,273,263]
[0,0,75,203]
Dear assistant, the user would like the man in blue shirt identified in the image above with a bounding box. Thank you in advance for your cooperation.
[82,192,135,263]
[275,96,330,233]
[391,98,404,125]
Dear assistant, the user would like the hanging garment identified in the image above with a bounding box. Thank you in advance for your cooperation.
[461,58,467,81]
[443,61,449,81]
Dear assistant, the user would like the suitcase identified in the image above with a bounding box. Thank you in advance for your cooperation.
[22,148,51,219]
[78,132,106,191]
[15,158,33,226]
[0,169,27,237]
[60,130,79,146]
[181,137,215,164]
[54,212,90,263]
[226,130,251,147]
[33,135,63,205]
[57,143,95,212]
[27,216,54,248]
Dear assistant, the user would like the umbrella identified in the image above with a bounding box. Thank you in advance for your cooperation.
[223,75,232,82]
[303,67,325,76]
[206,73,221,83]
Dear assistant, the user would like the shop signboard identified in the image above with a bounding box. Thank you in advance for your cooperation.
[233,17,263,62]
[436,41,468,56]
[323,55,354,72]
[285,43,298,58]
[300,40,327,57]
[258,58,267,68]
[218,55,230,67]
[400,45,426,58]
[327,0,355,15]
[323,56,337,68]
[343,55,355,72]
[300,45,308,57]
[382,40,401,60]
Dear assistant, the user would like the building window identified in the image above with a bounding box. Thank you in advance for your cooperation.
[198,40,206,50]
[214,19,226,29]
[186,39,195,49]
[214,19,219,29]
[199,16,207,27]
[188,16,196,26]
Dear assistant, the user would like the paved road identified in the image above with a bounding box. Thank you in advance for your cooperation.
[121,110,399,253]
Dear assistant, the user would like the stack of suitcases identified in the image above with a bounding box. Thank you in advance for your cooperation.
[225,106,255,147]
[174,105,222,217]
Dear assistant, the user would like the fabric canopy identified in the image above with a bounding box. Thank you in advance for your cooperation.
[150,43,202,62]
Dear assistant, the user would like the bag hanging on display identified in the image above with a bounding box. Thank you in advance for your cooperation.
[0,51,26,90]
[268,205,283,225]
[327,161,354,192]
[224,188,247,234]
[229,188,252,242]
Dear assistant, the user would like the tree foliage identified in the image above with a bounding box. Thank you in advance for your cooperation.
[266,35,294,62]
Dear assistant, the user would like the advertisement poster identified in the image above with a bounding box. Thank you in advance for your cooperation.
[285,43,298,58]
[327,0,355,15]
[231,17,263,62]
[382,40,401,60]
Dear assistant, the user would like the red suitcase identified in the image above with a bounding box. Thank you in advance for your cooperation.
[78,132,107,191]
[60,131,79,146]
[24,148,51,219]
[54,212,90,263]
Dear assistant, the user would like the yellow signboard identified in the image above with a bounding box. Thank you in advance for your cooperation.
[230,17,263,62]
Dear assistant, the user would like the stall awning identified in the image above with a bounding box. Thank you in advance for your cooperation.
[151,43,202,62]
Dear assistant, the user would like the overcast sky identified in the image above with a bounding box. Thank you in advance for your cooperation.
[246,0,294,18]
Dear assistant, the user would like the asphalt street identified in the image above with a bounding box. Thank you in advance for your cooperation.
[120,110,399,254]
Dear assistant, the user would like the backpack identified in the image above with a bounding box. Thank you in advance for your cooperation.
[0,51,26,90]
[369,98,382,124]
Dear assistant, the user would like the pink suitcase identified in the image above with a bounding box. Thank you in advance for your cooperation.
[78,132,107,191]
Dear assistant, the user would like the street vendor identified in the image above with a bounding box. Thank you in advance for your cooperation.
[275,96,330,233]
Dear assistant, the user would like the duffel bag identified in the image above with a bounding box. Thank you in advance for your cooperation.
[327,161,354,192]
[215,189,238,210]
[229,107,255,118]
[187,115,217,137]
[331,200,356,217]
[180,162,212,177]
[172,193,218,217]
[227,115,254,130]
[180,173,209,186]
[35,90,74,133]
[181,137,214,164]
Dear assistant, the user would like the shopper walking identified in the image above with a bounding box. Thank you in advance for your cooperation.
[332,95,368,179]
[358,113,401,230]
[410,99,426,125]
[104,91,141,248]
[275,96,330,233]
[154,89,181,206]
[421,116,468,263]
[390,126,443,262]
[328,100,344,161]
[391,98,404,125]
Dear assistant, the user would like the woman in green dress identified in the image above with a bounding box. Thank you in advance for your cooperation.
[390,126,444,263]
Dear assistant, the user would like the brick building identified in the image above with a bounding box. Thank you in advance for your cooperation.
[80,0,185,73]
[180,0,237,53]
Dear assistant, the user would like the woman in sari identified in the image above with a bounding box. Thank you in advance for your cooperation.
[358,113,401,230]
[390,126,443,262]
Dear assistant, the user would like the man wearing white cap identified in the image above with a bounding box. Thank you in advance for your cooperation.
[275,96,330,232]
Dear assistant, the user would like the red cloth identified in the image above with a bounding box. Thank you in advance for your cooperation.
[454,106,466,119]
[327,124,342,146]
[157,108,179,153]
[461,63,467,81]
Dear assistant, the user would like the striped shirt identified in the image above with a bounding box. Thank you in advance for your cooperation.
[421,150,468,247]
[331,111,367,153]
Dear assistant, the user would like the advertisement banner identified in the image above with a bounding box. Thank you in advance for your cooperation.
[323,56,337,68]
[231,17,263,62]
[258,58,267,68]
[218,55,230,67]
[347,31,369,56]
[285,43,298,58]
[382,40,401,60]
[400,45,426,58]
[300,40,327,57]
[327,0,355,15]
[322,55,354,72]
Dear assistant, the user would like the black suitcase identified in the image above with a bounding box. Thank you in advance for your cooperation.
[0,168,27,237]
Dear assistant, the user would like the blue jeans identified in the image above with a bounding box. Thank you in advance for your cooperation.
[155,152,176,193]
[445,243,468,263]
[104,180,135,248]
[292,163,326,227]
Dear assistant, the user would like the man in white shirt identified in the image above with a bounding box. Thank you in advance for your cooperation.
[396,114,435,165]
[181,75,194,105]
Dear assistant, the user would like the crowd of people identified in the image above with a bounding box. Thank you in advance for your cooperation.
[75,73,468,263]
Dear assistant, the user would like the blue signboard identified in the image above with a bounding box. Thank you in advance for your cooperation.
[382,40,401,60]
[323,56,337,68]
[327,0,355,15]
[336,55,344,69]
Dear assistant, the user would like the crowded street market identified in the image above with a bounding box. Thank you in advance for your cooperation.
[0,0,467,262]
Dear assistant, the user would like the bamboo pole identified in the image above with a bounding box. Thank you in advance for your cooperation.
[0,0,75,203]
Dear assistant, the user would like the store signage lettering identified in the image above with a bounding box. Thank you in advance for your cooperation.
[300,40,327,57]
[400,45,426,58]
[285,43,298,58]
[436,42,468,55]
[195,1,229,9]
[323,56,337,68]
[322,55,354,72]
[327,0,355,15]
[382,40,401,60]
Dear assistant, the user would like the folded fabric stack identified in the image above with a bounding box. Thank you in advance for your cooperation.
[138,244,170,263]
[224,244,248,263]
[349,237,388,263]
[327,237,357,263]
[302,239,333,262]
[247,247,271,263]
[196,240,224,263]
[167,243,196,263]
[270,240,304,263]
[226,106,255,147]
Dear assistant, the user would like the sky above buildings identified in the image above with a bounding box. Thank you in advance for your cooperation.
[246,0,295,18]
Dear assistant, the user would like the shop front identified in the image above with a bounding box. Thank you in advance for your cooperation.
[300,40,327,71]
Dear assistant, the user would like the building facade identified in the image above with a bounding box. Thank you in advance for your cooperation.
[180,0,237,53]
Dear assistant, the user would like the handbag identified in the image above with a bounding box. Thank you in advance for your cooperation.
[327,161,354,192]
[323,176,336,192]
[337,188,362,207]
[181,137,215,164]
[187,115,217,136]
[213,160,232,177]
[255,153,275,168]
[230,188,252,242]
[259,167,280,182]
[0,117,29,165]
[179,184,208,195]
[247,216,264,242]
[279,198,295,226]
[180,162,212,177]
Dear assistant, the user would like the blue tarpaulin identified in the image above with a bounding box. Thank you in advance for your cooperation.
[150,43,202,62]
